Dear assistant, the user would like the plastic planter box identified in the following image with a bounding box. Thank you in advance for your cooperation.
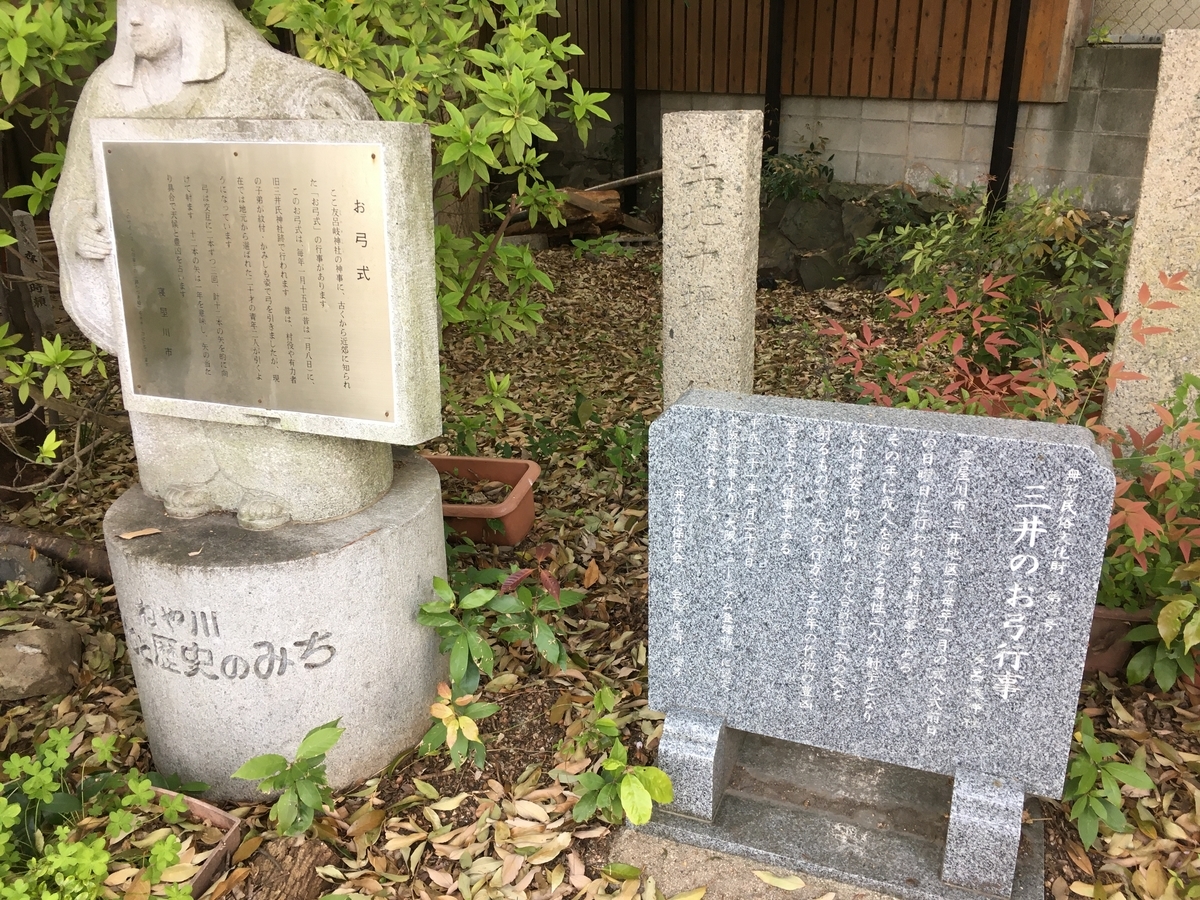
[423,454,541,546]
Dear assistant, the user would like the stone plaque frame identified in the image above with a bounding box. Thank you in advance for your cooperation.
[92,118,440,445]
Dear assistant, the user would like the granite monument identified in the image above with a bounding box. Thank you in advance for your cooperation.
[647,390,1115,900]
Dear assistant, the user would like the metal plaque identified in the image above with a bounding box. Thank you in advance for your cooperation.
[104,141,395,421]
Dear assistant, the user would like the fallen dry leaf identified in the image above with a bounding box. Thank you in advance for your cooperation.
[583,559,600,587]
[752,870,806,890]
[1067,840,1094,876]
[232,834,263,864]
[118,527,161,539]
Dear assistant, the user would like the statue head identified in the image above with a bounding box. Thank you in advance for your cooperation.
[108,0,259,86]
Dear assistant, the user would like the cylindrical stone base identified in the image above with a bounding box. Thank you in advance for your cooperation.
[104,452,447,800]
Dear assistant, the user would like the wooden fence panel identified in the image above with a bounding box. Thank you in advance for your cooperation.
[850,0,876,97]
[961,0,1001,98]
[937,0,970,98]
[870,0,901,97]
[890,0,922,97]
[540,0,1075,102]
[808,0,836,94]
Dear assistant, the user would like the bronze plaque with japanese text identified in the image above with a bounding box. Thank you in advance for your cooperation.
[104,140,395,421]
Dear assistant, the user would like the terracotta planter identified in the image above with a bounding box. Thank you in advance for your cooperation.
[423,454,541,546]
[154,788,243,896]
[1085,605,1154,677]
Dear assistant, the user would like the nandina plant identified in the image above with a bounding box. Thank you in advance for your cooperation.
[824,257,1198,694]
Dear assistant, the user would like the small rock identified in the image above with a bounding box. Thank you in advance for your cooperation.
[778,194,844,251]
[0,613,81,701]
[757,229,800,283]
[0,544,59,594]
[841,202,881,243]
[504,234,549,251]
[798,252,840,292]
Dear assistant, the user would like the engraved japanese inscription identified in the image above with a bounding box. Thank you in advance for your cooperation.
[104,140,395,421]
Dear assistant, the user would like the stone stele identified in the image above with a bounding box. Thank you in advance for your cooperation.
[1101,29,1200,437]
[50,0,440,531]
[661,110,762,407]
[647,390,1115,900]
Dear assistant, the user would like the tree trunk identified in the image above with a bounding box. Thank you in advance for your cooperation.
[434,176,483,238]
[245,837,339,900]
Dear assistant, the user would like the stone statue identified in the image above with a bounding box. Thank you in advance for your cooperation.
[51,0,394,529]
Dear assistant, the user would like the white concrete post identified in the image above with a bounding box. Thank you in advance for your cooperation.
[1101,30,1200,436]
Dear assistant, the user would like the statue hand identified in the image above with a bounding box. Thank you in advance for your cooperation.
[75,216,111,260]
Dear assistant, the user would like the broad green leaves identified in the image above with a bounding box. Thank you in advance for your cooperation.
[420,680,499,769]
[2,2,114,214]
[231,720,344,836]
[417,567,585,770]
[244,0,605,345]
[1064,713,1154,848]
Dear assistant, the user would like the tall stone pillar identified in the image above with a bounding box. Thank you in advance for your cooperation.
[661,110,762,407]
[1101,30,1200,436]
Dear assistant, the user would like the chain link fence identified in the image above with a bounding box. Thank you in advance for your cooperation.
[1090,0,1200,42]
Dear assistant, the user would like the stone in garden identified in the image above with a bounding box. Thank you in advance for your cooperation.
[661,111,761,406]
[0,544,59,594]
[647,390,1115,900]
[51,0,441,530]
[50,0,446,797]
[1101,29,1200,437]
[756,231,800,285]
[797,252,839,291]
[778,193,843,252]
[12,211,60,333]
[0,613,81,701]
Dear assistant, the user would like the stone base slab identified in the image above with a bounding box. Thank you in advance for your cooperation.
[642,734,1044,900]
[104,452,447,800]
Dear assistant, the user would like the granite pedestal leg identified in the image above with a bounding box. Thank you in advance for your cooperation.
[104,453,447,800]
[656,708,742,821]
[941,769,1026,897]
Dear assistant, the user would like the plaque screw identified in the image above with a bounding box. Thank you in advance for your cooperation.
[384,411,390,417]
[371,154,376,161]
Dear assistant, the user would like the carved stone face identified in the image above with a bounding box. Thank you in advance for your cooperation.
[123,0,180,62]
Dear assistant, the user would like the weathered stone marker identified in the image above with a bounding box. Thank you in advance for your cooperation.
[1102,29,1200,436]
[648,390,1115,900]
[12,211,59,332]
[661,111,761,407]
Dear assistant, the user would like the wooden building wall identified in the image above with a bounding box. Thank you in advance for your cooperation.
[540,0,1078,103]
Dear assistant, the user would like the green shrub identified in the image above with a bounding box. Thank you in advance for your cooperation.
[760,138,834,207]
[245,0,610,345]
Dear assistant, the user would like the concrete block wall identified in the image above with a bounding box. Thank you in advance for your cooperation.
[788,47,1159,213]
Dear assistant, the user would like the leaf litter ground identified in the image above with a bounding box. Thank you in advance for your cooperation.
[0,247,1189,900]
